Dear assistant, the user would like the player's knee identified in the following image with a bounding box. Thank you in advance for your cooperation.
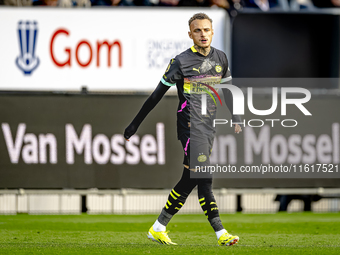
[197,178,212,187]
[197,178,213,195]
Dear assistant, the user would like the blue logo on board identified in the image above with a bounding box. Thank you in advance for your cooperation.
[16,21,40,75]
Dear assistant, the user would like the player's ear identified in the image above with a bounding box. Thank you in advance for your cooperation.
[188,31,192,39]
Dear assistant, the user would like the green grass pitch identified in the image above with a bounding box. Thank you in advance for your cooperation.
[0,213,339,254]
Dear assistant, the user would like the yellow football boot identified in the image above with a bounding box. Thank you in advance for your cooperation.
[218,232,239,246]
[147,226,177,245]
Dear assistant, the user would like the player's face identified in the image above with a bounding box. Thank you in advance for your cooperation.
[188,19,214,48]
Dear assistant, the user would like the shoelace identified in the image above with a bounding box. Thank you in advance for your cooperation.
[163,231,171,241]
[221,232,231,240]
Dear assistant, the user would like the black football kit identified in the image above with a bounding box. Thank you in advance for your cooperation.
[161,46,240,170]
[124,46,240,232]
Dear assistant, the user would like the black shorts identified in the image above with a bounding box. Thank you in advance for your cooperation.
[179,133,214,171]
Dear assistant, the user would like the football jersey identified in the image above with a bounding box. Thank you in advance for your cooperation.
[161,46,231,139]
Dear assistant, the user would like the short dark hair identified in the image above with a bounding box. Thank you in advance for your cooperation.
[188,13,213,27]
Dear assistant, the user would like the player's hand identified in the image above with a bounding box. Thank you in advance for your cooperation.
[234,124,242,134]
[124,124,137,141]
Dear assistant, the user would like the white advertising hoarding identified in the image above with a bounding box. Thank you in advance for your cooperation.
[0,8,228,92]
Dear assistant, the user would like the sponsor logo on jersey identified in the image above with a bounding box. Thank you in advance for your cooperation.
[192,58,218,75]
[200,58,216,73]
[193,67,200,73]
[16,21,40,75]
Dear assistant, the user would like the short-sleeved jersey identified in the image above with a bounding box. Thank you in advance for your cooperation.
[161,46,231,140]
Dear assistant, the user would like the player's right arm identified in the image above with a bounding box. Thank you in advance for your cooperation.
[124,82,170,140]
[124,58,182,141]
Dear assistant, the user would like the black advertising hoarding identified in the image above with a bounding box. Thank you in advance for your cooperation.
[0,93,339,189]
[232,13,340,87]
[212,92,340,188]
[0,93,183,189]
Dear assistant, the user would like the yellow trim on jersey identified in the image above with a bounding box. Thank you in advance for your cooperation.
[191,46,197,52]
[183,83,190,94]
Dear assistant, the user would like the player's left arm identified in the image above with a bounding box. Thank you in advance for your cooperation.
[220,54,242,134]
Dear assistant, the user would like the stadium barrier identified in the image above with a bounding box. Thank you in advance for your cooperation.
[0,188,339,215]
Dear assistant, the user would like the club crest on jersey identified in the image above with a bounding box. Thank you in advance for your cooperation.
[197,154,207,162]
[16,21,40,75]
[215,65,222,73]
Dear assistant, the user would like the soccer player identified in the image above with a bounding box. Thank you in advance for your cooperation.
[124,13,242,246]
